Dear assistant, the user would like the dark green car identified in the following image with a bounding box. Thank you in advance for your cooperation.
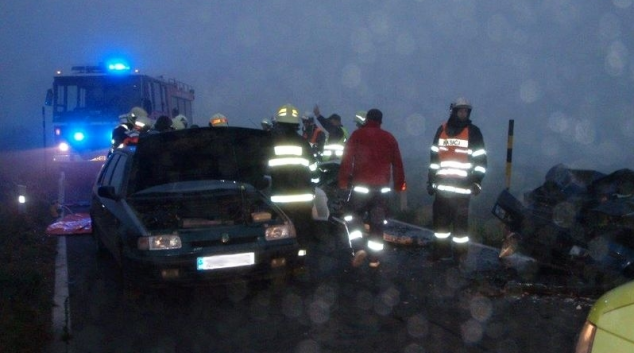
[90,127,304,286]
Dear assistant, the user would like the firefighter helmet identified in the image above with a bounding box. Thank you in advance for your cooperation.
[261,119,272,131]
[172,114,189,129]
[130,106,148,119]
[134,116,151,132]
[275,104,300,124]
[209,113,228,127]
[301,111,315,123]
[450,97,472,112]
[172,116,187,130]
[354,110,367,127]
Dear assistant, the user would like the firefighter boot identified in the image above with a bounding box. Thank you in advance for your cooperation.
[432,240,453,262]
[453,243,469,269]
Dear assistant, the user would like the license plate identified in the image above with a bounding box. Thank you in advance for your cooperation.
[197,253,255,270]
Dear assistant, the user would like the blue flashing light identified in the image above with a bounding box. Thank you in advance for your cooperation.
[73,131,86,142]
[106,59,131,73]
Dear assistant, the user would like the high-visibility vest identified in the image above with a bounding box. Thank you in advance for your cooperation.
[432,123,472,194]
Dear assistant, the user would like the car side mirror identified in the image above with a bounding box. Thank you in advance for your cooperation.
[98,185,119,200]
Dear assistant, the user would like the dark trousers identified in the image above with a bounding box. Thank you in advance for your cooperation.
[345,190,388,257]
[279,204,314,247]
[432,193,471,258]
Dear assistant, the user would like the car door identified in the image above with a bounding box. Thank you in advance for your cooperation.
[92,153,129,259]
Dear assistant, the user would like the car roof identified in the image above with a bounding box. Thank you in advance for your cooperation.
[127,126,273,194]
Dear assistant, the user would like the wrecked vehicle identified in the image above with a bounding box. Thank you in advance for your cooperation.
[90,127,305,287]
[492,163,634,278]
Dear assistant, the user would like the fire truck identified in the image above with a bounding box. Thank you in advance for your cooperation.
[45,60,195,162]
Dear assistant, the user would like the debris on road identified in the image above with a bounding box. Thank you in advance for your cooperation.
[493,163,634,280]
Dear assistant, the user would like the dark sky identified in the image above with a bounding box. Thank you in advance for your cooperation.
[1,0,633,191]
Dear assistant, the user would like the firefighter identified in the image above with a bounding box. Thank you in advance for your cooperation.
[172,114,189,130]
[314,105,349,161]
[301,112,326,160]
[151,115,174,133]
[268,104,317,253]
[261,118,272,131]
[209,113,229,127]
[110,106,148,153]
[354,110,367,129]
[427,97,487,263]
[338,108,405,268]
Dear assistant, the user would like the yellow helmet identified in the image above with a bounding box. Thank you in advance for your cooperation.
[209,113,228,127]
[275,104,300,124]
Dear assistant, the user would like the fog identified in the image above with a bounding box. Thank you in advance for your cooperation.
[1,0,633,199]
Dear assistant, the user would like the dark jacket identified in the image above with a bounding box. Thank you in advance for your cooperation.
[338,120,405,191]
[317,114,345,143]
[111,122,134,149]
[268,124,315,200]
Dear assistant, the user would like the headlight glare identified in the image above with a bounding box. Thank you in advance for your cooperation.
[265,223,296,240]
[138,234,182,251]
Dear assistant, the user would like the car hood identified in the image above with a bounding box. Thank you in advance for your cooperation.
[127,127,273,195]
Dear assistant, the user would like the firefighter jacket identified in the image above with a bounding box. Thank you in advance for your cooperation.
[111,122,135,150]
[338,120,406,191]
[267,125,317,204]
[302,125,326,157]
[317,115,347,160]
[428,118,487,195]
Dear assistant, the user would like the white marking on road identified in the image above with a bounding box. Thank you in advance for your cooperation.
[51,235,71,352]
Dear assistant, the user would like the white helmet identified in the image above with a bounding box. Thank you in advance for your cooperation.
[209,113,228,127]
[134,116,151,131]
[275,104,300,124]
[172,115,188,130]
[130,106,148,119]
[450,97,472,111]
[354,110,367,127]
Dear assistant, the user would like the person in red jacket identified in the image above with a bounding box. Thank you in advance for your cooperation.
[338,108,406,268]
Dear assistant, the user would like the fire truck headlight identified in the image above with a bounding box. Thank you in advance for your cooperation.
[73,131,85,141]
[58,142,70,152]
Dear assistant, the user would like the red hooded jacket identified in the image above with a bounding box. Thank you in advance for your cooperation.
[338,120,405,191]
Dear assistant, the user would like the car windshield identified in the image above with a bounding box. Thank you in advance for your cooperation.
[127,127,272,195]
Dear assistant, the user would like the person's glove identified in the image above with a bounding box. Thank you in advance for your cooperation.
[471,183,482,196]
[426,182,436,196]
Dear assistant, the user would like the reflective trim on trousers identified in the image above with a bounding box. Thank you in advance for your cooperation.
[434,232,451,239]
[348,229,363,241]
[271,194,315,203]
[367,239,384,252]
[452,236,470,244]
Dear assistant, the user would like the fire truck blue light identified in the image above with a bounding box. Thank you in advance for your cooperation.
[73,131,85,141]
[107,61,130,72]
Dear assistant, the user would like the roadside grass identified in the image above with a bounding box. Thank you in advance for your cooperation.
[0,165,58,353]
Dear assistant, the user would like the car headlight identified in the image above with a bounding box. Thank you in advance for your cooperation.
[575,321,596,353]
[265,223,296,241]
[138,234,182,251]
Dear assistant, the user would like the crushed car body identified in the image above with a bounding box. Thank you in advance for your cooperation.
[90,127,305,286]
[493,163,634,278]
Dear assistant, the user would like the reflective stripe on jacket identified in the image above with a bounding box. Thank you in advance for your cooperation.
[429,122,487,195]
